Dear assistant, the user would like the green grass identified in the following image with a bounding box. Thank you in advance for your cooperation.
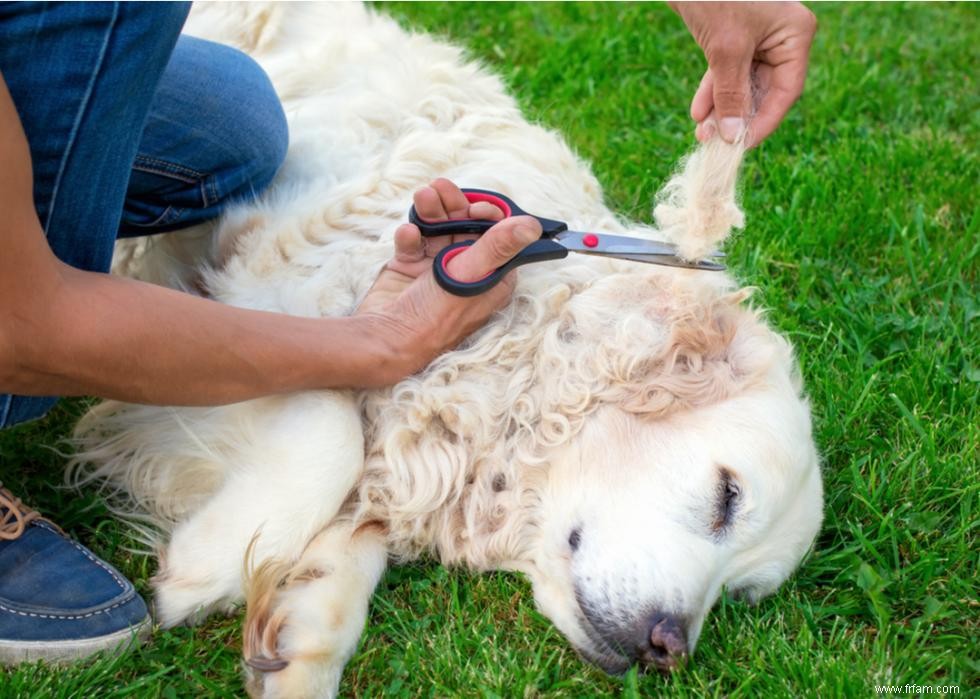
[1,2,977,697]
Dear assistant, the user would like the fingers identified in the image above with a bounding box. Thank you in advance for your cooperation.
[707,47,753,143]
[677,1,817,148]
[690,70,715,123]
[393,224,425,264]
[690,55,752,144]
[444,215,541,283]
[412,185,448,221]
[695,108,718,142]
[745,62,808,148]
[429,178,471,218]
[468,200,505,222]
[695,59,807,148]
[413,178,506,222]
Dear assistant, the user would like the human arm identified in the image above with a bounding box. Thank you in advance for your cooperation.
[671,1,817,147]
[0,74,538,405]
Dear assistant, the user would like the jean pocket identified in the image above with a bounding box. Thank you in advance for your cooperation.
[130,154,218,207]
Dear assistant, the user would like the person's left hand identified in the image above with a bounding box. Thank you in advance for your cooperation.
[354,178,540,384]
[357,178,506,314]
[672,1,818,148]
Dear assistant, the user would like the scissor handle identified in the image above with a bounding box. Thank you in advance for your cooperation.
[408,188,567,237]
[433,238,569,297]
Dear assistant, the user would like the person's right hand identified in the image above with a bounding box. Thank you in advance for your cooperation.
[355,178,541,384]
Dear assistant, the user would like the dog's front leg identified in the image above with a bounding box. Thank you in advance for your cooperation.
[243,522,389,699]
[153,391,364,626]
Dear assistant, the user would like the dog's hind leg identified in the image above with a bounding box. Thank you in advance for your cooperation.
[153,391,364,627]
[242,522,388,699]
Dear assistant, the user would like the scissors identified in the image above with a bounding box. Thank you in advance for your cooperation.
[408,188,725,297]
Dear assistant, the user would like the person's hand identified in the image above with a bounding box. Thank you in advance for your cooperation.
[355,178,540,384]
[671,1,817,148]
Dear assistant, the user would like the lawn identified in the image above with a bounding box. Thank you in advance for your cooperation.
[1,2,976,697]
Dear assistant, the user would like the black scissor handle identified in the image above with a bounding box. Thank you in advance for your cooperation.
[409,188,567,237]
[433,238,569,297]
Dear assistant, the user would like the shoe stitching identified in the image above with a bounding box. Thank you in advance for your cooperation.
[0,521,137,621]
[33,521,128,592]
[0,598,131,621]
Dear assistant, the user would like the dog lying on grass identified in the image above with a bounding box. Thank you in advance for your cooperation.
[71,3,823,697]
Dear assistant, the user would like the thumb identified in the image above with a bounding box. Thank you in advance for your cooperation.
[392,223,425,264]
[445,215,541,282]
[709,58,753,143]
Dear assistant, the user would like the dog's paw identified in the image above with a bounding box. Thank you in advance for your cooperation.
[245,654,344,699]
[241,526,388,699]
[242,559,352,699]
[152,567,237,628]
[151,534,242,627]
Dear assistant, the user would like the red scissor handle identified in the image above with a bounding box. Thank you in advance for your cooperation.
[408,188,567,237]
[408,188,570,296]
[433,238,568,297]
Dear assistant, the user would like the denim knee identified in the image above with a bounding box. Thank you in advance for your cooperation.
[120,36,288,236]
[198,39,289,197]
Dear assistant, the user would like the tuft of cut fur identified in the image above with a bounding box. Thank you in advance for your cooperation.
[653,135,746,261]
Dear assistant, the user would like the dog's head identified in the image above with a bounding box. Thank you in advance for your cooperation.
[365,267,822,675]
[507,273,823,674]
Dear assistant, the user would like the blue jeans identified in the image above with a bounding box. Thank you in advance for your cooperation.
[0,2,288,429]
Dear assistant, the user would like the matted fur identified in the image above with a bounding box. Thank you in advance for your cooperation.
[69,4,821,697]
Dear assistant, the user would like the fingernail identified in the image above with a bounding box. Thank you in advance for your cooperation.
[698,120,717,142]
[719,117,745,143]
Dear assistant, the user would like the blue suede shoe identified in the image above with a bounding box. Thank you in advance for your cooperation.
[0,484,150,665]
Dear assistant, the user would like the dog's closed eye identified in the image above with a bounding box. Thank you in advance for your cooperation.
[712,467,741,534]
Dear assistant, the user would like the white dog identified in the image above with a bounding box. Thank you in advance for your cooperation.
[71,3,823,697]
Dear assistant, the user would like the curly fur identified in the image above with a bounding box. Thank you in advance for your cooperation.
[354,278,776,568]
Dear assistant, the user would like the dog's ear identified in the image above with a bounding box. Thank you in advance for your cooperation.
[615,289,773,419]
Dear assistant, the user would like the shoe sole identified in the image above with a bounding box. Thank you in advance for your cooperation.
[0,616,151,666]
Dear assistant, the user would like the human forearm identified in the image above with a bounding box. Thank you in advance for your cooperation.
[2,71,538,406]
[4,262,395,404]
[1,69,393,404]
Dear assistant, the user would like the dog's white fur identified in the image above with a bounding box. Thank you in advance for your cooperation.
[70,4,823,697]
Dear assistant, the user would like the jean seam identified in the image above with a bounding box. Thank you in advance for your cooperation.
[204,175,219,207]
[132,154,207,182]
[132,162,197,185]
[42,2,120,233]
[0,395,10,427]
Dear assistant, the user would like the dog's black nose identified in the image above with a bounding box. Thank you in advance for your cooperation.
[641,613,688,672]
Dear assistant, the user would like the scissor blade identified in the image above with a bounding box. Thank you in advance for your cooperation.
[555,231,726,270]
[597,251,726,271]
